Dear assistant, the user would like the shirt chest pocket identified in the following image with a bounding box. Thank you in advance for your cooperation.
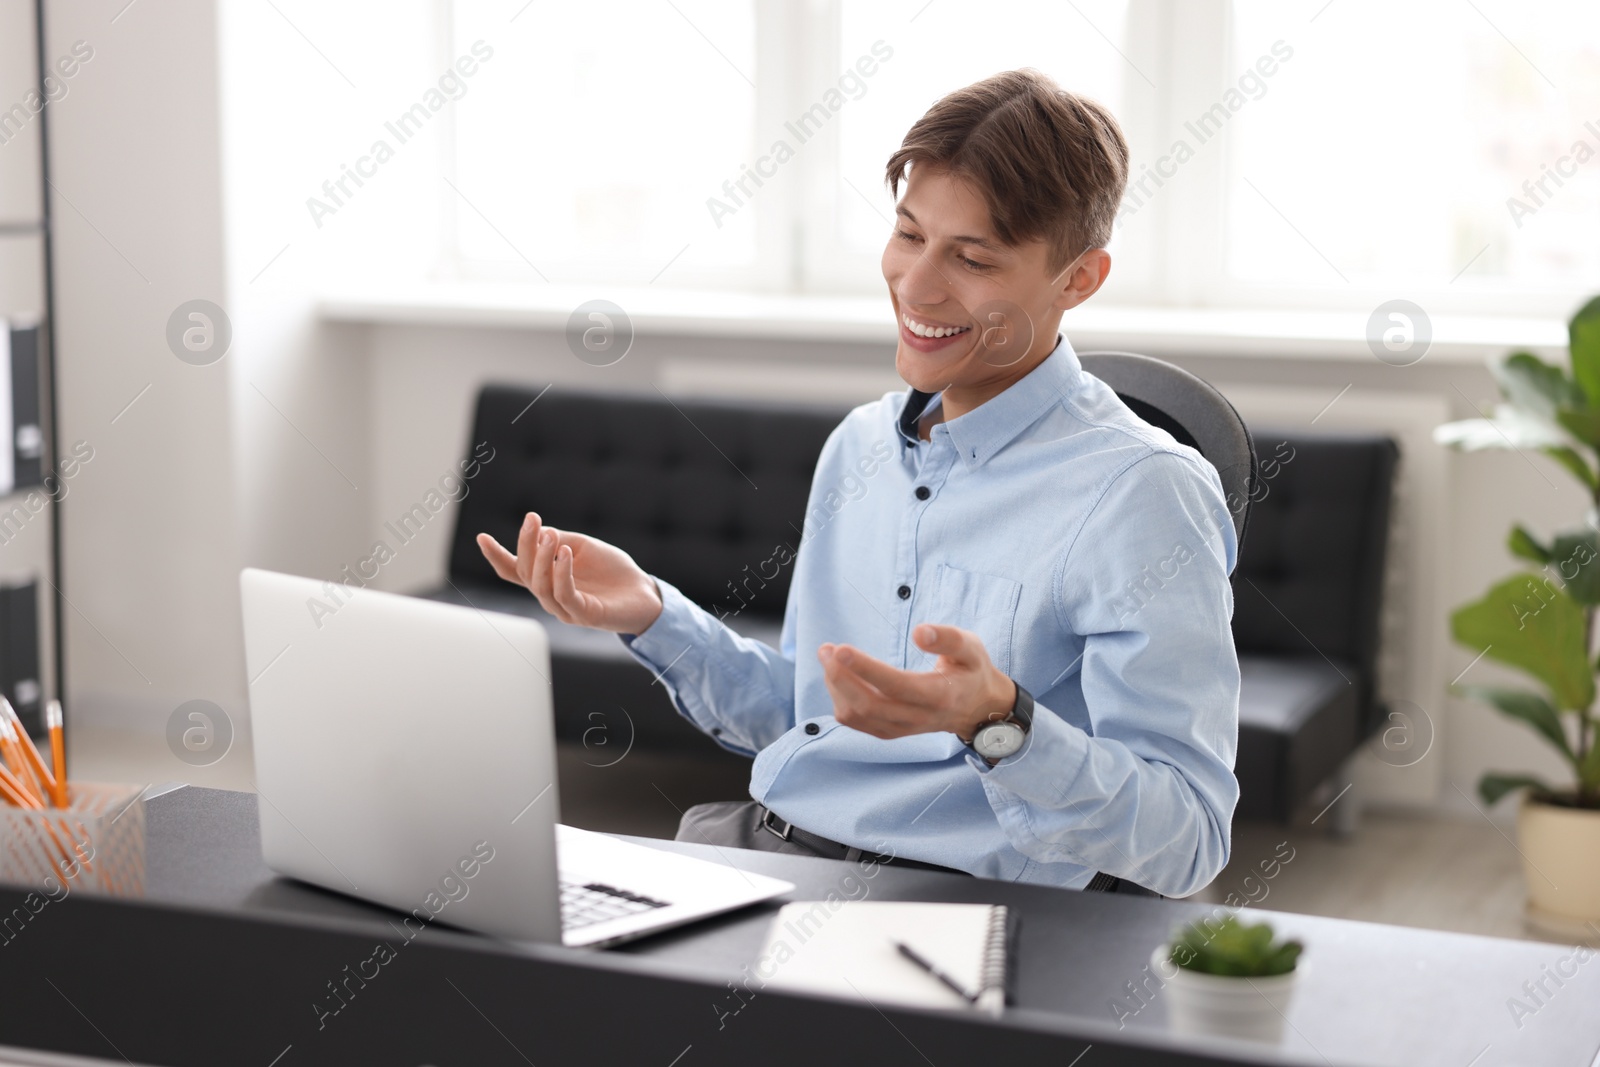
[915,564,1023,676]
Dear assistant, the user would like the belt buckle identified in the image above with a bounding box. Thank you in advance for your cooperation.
[758,806,793,842]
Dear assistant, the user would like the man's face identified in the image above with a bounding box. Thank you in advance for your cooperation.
[881,165,1099,395]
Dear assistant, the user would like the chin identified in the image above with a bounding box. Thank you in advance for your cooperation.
[894,347,937,392]
[895,343,968,394]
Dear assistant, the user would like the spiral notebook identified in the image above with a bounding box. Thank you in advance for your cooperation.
[755,901,1013,1015]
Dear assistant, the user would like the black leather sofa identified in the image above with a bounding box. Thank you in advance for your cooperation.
[1230,434,1397,819]
[422,384,1398,823]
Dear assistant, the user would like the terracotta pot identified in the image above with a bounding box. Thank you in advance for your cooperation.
[1152,947,1301,1044]
[1519,795,1600,938]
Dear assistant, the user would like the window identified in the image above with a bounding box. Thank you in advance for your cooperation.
[444,0,1600,316]
[448,0,759,286]
[1221,0,1600,314]
[821,0,1135,293]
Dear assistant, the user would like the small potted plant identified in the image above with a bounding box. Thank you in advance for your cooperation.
[1435,295,1600,936]
[1152,914,1303,1042]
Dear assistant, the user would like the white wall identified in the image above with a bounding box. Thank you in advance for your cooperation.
[44,0,243,732]
[217,0,444,599]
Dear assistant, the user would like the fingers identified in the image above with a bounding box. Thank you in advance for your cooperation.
[830,644,943,704]
[476,534,520,582]
[818,646,924,737]
[515,513,543,586]
[912,623,988,668]
[549,542,590,623]
[529,525,561,604]
[502,512,575,621]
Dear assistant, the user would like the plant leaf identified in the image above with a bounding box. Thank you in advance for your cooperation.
[1261,942,1303,977]
[1479,773,1552,806]
[1496,351,1586,420]
[1558,406,1600,448]
[1550,531,1600,604]
[1580,737,1600,793]
[1508,525,1553,564]
[1455,685,1575,764]
[1450,573,1595,711]
[1569,295,1600,406]
[1541,445,1599,492]
[1170,915,1299,977]
[1436,406,1569,451]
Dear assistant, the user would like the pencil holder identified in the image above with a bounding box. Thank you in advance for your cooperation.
[0,782,146,897]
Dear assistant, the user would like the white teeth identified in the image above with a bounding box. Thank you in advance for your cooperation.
[902,314,971,339]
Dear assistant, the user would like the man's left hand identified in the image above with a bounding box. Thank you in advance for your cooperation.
[817,624,1016,742]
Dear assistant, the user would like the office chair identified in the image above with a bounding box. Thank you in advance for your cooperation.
[1077,350,1257,548]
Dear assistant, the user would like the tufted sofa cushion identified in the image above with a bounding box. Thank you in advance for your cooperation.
[447,386,848,622]
[1231,434,1398,736]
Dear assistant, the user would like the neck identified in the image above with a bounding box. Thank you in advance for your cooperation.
[919,339,1057,436]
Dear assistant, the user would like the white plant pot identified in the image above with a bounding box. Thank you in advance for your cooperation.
[1151,946,1301,1044]
[1519,795,1600,938]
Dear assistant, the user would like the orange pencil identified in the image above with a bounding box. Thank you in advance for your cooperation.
[0,753,80,879]
[1,698,60,807]
[47,701,66,807]
[0,717,42,805]
[0,760,42,809]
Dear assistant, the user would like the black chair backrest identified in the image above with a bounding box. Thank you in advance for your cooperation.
[1078,351,1258,548]
[448,386,846,618]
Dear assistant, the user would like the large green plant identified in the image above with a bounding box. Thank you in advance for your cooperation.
[1436,296,1600,810]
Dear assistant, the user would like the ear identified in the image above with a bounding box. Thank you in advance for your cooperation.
[1052,248,1112,313]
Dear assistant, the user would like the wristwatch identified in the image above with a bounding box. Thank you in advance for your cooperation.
[968,680,1033,763]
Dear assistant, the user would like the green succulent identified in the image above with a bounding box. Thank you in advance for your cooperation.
[1436,295,1600,810]
[1168,915,1302,977]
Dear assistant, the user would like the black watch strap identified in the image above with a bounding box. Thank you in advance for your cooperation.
[1009,680,1033,731]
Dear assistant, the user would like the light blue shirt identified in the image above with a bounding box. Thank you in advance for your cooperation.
[621,335,1240,896]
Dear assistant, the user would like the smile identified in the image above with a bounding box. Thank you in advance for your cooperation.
[901,313,972,339]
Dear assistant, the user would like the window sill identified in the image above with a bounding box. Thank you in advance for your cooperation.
[318,280,1566,366]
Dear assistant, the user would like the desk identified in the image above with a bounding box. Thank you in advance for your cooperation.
[1,786,1596,1067]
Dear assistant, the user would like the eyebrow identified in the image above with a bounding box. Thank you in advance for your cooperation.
[895,205,1006,253]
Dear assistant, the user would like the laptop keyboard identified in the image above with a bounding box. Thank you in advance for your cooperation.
[560,879,671,931]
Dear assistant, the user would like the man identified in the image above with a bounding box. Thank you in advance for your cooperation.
[478,70,1240,898]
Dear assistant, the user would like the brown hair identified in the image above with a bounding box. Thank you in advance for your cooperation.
[885,69,1129,273]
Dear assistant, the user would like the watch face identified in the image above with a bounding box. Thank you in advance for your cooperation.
[974,721,1025,759]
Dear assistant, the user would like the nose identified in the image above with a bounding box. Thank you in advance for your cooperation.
[895,249,951,312]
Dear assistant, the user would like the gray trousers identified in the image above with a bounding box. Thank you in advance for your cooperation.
[674,800,965,873]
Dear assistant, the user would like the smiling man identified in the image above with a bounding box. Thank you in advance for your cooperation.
[478,70,1240,897]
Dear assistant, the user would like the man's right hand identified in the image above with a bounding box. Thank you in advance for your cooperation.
[477,512,664,635]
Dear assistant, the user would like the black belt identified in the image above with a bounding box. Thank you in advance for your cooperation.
[756,805,968,875]
[758,804,1161,896]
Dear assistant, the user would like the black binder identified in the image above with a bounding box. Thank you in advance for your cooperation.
[0,577,41,736]
[8,321,42,490]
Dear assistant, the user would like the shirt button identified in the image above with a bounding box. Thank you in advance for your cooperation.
[711,727,722,737]
[915,486,930,500]
[804,722,820,735]
[897,584,911,600]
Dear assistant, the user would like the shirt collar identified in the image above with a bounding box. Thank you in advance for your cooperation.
[895,333,1081,467]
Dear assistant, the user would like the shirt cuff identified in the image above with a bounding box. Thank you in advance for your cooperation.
[616,577,702,678]
[964,701,1092,804]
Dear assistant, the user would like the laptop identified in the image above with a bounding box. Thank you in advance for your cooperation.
[239,568,792,948]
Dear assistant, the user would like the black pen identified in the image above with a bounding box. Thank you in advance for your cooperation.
[893,939,978,1003]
